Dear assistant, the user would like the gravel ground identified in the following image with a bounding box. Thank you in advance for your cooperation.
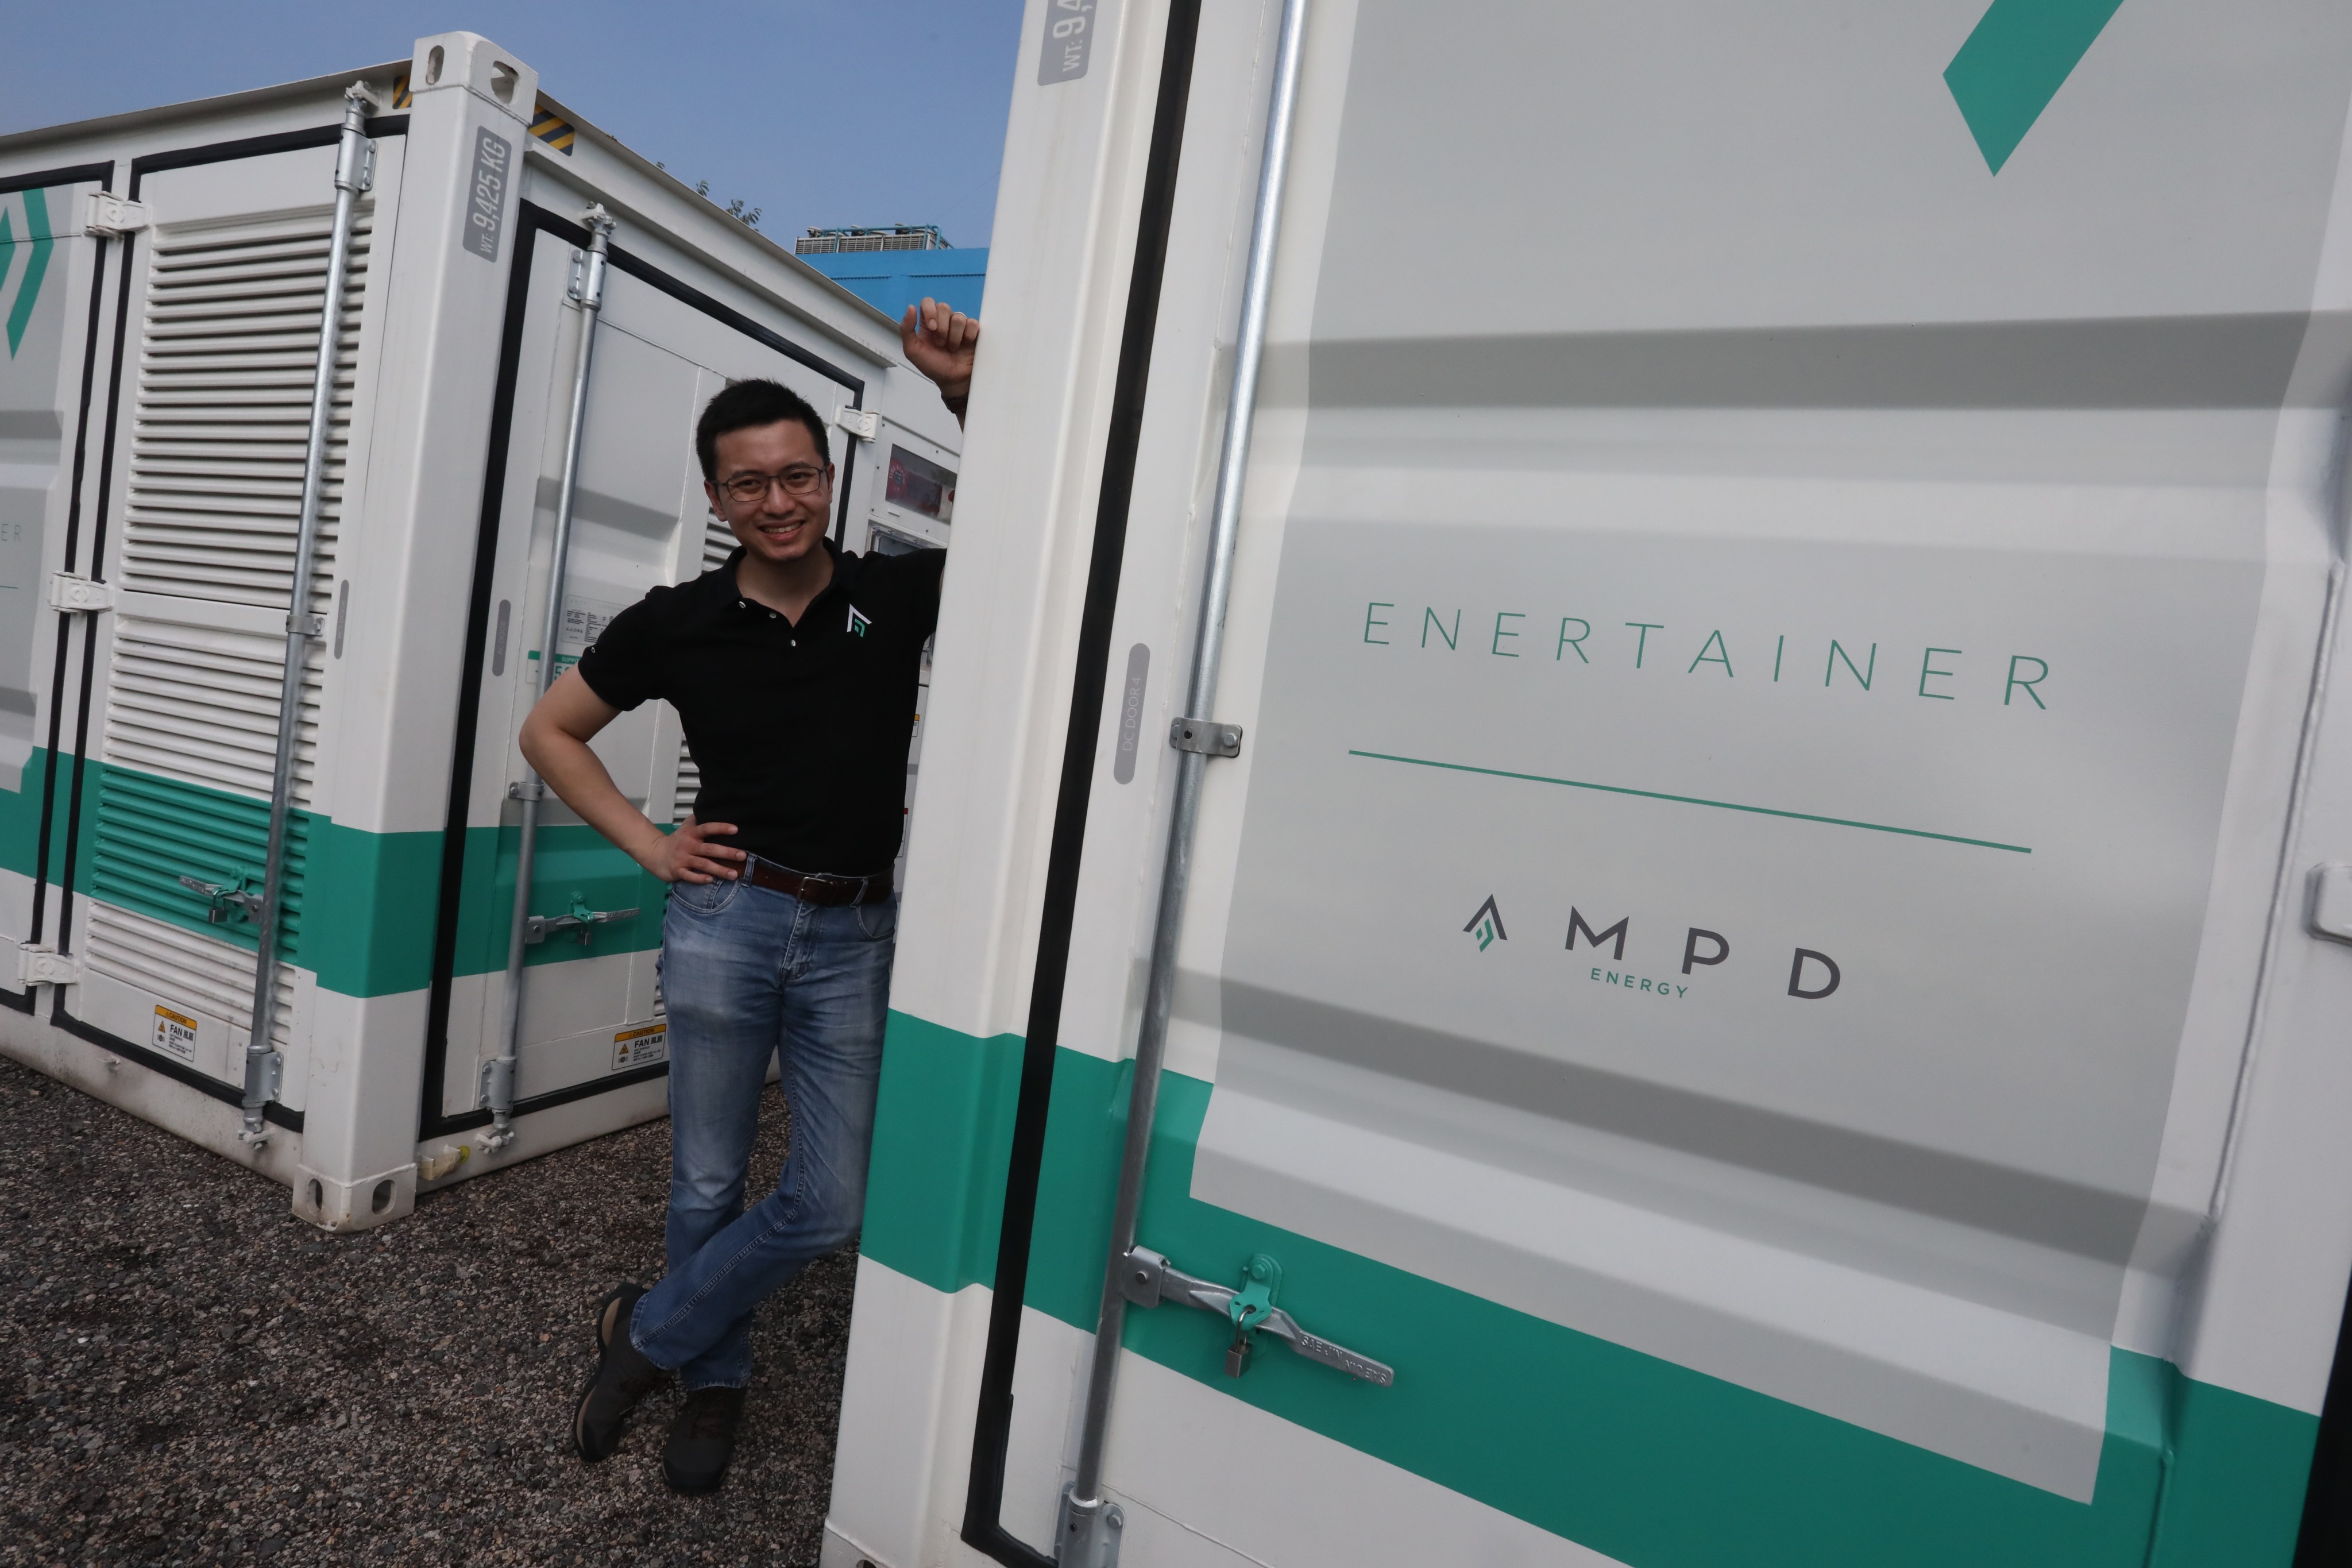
[0,1053,860,1566]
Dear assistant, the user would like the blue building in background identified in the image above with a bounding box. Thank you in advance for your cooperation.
[794,225,987,322]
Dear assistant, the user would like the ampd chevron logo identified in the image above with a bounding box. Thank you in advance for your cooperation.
[846,604,871,638]
[1457,890,1843,1001]
[0,186,56,358]
[1462,894,1507,952]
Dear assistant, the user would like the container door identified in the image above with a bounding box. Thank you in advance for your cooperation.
[954,3,2352,1565]
[0,166,114,1002]
[425,206,867,1128]
[53,136,400,1118]
[844,415,954,891]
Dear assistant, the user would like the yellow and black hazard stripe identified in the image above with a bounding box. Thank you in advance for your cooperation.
[530,101,575,155]
[383,78,568,153]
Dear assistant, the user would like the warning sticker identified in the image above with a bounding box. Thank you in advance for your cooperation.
[152,1005,198,1063]
[526,594,627,679]
[555,594,625,677]
[612,1024,667,1072]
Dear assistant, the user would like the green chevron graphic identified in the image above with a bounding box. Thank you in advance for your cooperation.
[1945,0,2127,174]
[0,187,56,357]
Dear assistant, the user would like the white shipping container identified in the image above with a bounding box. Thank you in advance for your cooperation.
[829,2,2352,1566]
[0,33,958,1229]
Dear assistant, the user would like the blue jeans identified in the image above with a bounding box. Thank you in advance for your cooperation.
[628,874,894,1391]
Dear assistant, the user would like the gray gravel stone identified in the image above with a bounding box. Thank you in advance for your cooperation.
[0,1055,858,1565]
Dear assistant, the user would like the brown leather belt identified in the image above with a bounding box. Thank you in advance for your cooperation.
[741,856,893,906]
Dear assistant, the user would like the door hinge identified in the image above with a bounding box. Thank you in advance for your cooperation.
[1058,1485,1125,1568]
[566,243,610,308]
[1169,717,1243,758]
[16,943,82,987]
[478,1056,516,1114]
[833,405,880,442]
[82,193,151,238]
[47,574,115,613]
[337,137,376,196]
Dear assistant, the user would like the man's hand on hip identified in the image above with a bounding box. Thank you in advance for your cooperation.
[647,816,748,885]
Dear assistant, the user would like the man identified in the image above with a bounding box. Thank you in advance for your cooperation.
[524,300,978,1494]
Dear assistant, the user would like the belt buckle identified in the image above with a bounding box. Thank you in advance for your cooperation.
[805,868,861,904]
[766,862,879,904]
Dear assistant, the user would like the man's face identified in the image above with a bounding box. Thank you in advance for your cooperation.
[705,419,834,567]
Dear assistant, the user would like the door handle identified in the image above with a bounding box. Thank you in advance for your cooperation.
[177,874,265,926]
[523,893,640,947]
[1118,1245,1393,1385]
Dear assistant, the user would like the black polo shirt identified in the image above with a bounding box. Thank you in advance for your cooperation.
[576,540,944,875]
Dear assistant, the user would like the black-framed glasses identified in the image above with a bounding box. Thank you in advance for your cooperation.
[717,465,827,504]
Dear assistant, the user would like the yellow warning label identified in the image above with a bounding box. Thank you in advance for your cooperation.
[152,1005,198,1063]
[612,1024,667,1072]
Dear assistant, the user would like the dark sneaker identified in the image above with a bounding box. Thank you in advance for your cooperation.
[662,1385,747,1495]
[573,1283,667,1462]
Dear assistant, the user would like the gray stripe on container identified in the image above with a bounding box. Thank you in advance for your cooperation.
[1211,979,2149,1265]
[1273,312,2325,411]
[0,411,64,440]
[534,476,682,536]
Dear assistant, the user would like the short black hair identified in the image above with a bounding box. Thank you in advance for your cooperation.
[694,379,832,481]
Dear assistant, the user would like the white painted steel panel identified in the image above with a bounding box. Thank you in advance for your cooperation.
[840,0,2352,1561]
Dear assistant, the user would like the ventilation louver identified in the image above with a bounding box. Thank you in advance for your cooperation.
[84,207,368,1044]
[118,214,367,610]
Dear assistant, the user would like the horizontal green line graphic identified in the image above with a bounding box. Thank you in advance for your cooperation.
[1347,749,2032,855]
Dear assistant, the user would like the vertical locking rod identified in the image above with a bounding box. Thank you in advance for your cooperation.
[482,205,617,1150]
[237,83,373,1147]
[1059,0,1311,1558]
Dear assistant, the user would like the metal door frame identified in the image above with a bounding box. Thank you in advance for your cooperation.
[37,114,411,1126]
[0,155,117,1015]
[957,2,1205,1562]
[414,198,871,1141]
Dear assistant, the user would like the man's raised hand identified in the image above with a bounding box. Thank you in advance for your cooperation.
[899,296,979,405]
[644,814,748,885]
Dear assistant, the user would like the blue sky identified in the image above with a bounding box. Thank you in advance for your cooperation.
[0,1,1026,249]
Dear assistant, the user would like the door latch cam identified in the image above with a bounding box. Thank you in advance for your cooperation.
[178,872,265,925]
[523,891,640,946]
[1119,1245,1393,1385]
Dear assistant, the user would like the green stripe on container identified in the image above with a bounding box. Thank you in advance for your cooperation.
[862,1013,2319,1567]
[0,750,666,997]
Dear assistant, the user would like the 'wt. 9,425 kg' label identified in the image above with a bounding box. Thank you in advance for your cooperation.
[462,127,512,261]
[1037,0,1103,85]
